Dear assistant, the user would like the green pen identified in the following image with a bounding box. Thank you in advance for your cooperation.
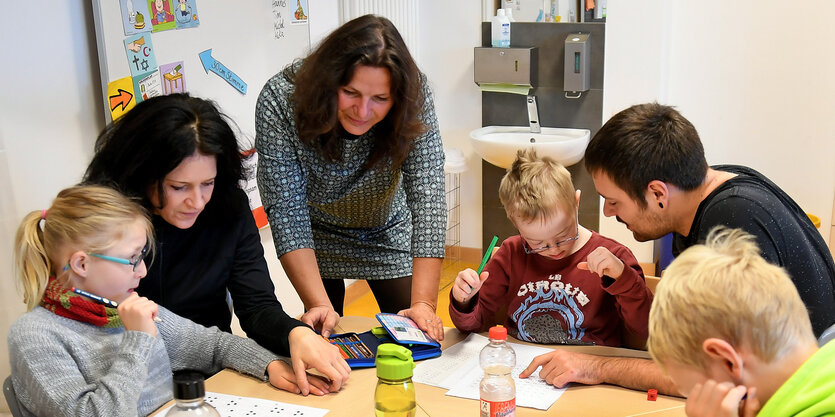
[477,235,499,274]
[470,235,498,291]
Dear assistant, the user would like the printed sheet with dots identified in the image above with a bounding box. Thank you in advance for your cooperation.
[157,392,329,416]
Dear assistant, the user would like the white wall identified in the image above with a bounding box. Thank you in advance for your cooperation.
[0,1,103,411]
[664,1,835,248]
[308,1,340,52]
[0,140,26,414]
[598,0,669,260]
[603,0,835,262]
[418,1,484,249]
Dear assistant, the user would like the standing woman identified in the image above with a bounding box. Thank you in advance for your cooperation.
[256,15,447,340]
[83,94,349,396]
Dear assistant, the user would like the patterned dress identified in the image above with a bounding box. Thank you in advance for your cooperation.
[255,62,446,280]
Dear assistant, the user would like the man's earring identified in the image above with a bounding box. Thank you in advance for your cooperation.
[659,202,664,209]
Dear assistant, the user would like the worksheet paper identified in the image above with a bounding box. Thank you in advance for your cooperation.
[413,333,566,410]
[156,391,329,416]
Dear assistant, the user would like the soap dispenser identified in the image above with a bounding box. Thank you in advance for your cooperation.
[564,33,590,97]
[491,9,510,48]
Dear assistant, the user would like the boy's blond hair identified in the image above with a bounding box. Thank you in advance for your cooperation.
[647,227,815,369]
[14,185,154,310]
[499,149,576,222]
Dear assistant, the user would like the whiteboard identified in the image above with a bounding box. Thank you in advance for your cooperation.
[91,0,312,141]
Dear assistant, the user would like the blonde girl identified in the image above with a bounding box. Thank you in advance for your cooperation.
[8,185,329,416]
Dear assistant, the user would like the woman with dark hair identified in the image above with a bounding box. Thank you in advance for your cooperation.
[255,14,447,340]
[84,93,349,396]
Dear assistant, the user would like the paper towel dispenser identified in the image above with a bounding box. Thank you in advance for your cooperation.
[564,33,590,93]
[473,47,537,88]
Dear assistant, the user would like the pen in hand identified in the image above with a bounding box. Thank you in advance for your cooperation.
[477,236,499,275]
[470,235,499,291]
[71,287,162,323]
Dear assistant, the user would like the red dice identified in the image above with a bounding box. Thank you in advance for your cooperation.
[647,389,658,401]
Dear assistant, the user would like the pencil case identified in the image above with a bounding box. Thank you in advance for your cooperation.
[328,313,442,368]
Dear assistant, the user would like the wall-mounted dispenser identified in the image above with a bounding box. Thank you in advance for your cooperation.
[474,47,537,95]
[564,33,590,97]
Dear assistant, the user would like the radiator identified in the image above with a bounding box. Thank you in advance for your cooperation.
[338,0,420,61]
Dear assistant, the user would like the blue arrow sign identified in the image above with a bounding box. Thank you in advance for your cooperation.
[198,49,247,94]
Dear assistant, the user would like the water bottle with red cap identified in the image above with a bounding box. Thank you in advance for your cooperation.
[479,325,516,417]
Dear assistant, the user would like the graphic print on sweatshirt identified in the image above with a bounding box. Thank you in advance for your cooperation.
[510,273,588,344]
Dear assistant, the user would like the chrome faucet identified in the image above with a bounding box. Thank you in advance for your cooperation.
[526,95,541,134]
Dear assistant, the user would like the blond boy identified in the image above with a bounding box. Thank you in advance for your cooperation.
[449,149,653,347]
[648,227,835,416]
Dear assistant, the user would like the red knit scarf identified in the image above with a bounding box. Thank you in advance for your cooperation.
[41,277,123,328]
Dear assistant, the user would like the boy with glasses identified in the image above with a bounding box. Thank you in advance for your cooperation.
[450,149,653,347]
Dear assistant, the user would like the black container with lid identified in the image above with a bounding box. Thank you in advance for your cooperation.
[166,370,220,416]
[172,371,207,400]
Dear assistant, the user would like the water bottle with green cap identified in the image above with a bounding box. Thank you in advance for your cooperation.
[374,343,416,417]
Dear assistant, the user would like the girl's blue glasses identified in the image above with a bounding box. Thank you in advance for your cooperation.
[89,240,150,271]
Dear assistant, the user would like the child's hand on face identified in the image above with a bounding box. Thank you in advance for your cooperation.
[452,268,489,306]
[118,292,159,337]
[577,247,625,279]
[685,380,759,417]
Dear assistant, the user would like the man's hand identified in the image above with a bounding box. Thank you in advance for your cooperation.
[288,326,351,395]
[523,351,681,396]
[685,381,760,417]
[299,305,340,338]
[266,360,332,396]
[399,301,444,341]
[519,349,607,387]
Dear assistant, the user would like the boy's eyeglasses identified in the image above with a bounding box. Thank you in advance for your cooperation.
[522,222,580,254]
[89,240,150,271]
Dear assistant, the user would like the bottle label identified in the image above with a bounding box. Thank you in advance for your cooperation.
[480,398,515,417]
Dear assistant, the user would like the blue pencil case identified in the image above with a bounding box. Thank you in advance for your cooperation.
[328,313,441,368]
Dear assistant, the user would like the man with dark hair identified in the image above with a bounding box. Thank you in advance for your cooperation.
[520,102,835,397]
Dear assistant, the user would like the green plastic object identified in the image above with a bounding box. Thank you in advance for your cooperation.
[375,343,415,380]
[477,235,499,274]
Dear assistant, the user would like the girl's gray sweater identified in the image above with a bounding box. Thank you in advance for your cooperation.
[8,305,279,416]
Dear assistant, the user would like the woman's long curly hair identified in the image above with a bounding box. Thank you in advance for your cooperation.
[288,14,426,170]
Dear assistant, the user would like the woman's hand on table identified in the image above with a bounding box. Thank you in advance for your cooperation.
[288,326,351,395]
[300,305,340,338]
[398,301,444,341]
[266,359,332,396]
[685,381,759,417]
